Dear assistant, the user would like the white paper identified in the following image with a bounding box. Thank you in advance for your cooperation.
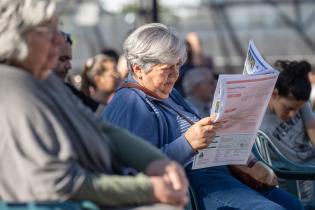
[192,41,279,170]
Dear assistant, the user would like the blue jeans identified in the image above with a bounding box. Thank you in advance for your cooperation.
[186,166,303,210]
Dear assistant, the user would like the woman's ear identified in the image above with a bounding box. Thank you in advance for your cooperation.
[132,64,143,80]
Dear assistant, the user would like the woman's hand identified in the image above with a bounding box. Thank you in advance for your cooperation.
[146,160,188,207]
[145,160,188,192]
[150,176,188,208]
[184,115,222,151]
[230,161,278,189]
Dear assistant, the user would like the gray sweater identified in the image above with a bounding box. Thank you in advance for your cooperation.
[0,65,166,207]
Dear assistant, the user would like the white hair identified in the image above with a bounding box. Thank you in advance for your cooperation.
[183,68,214,95]
[123,23,187,74]
[0,0,56,61]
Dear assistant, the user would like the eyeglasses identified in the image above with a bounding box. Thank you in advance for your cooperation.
[106,71,120,79]
[60,32,73,45]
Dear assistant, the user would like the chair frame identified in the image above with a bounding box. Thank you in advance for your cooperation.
[253,130,315,180]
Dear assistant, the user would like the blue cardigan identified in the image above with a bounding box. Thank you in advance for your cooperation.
[102,80,201,165]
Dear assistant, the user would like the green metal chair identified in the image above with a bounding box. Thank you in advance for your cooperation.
[253,130,315,210]
[0,201,100,210]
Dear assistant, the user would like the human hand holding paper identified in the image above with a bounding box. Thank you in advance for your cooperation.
[184,114,224,151]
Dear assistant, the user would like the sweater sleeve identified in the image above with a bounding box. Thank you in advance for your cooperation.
[100,122,167,171]
[160,135,195,164]
[72,172,154,207]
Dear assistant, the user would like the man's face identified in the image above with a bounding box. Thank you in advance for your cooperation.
[53,41,72,80]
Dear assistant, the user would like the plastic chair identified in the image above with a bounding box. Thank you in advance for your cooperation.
[253,130,315,209]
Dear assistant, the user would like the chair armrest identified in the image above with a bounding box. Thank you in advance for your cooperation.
[254,130,315,180]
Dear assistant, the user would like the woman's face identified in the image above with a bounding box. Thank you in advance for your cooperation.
[17,17,61,80]
[270,91,306,122]
[96,68,120,93]
[136,61,180,99]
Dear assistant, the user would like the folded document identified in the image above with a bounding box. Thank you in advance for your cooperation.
[192,41,279,169]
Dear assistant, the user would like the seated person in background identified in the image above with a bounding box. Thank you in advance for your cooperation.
[174,32,215,97]
[185,32,214,70]
[261,60,315,163]
[52,31,99,112]
[103,23,303,210]
[53,31,72,80]
[0,1,188,209]
[101,48,120,72]
[182,68,216,117]
[261,60,315,201]
[174,41,194,96]
[81,54,120,113]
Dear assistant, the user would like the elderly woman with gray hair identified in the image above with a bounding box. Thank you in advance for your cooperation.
[103,23,304,210]
[0,1,189,209]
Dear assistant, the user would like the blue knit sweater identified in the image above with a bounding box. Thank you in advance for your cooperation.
[102,77,200,165]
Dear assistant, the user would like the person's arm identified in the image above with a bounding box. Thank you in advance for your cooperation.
[302,102,315,146]
[72,161,189,208]
[186,32,204,66]
[72,173,155,207]
[100,122,167,171]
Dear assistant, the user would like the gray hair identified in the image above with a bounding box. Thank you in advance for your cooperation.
[0,0,56,61]
[123,23,186,74]
[183,68,214,95]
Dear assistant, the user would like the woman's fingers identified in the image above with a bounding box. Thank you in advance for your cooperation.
[197,116,215,126]
[165,162,188,192]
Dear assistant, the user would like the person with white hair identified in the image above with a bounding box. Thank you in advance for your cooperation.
[103,22,304,210]
[0,1,188,209]
[182,68,216,117]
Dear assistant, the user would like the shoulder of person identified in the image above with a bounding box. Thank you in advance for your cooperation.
[0,65,51,112]
[104,88,153,120]
[110,87,157,110]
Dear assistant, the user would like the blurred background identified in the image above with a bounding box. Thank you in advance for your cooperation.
[59,0,315,76]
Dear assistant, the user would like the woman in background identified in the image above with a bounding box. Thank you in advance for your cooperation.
[81,54,120,113]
